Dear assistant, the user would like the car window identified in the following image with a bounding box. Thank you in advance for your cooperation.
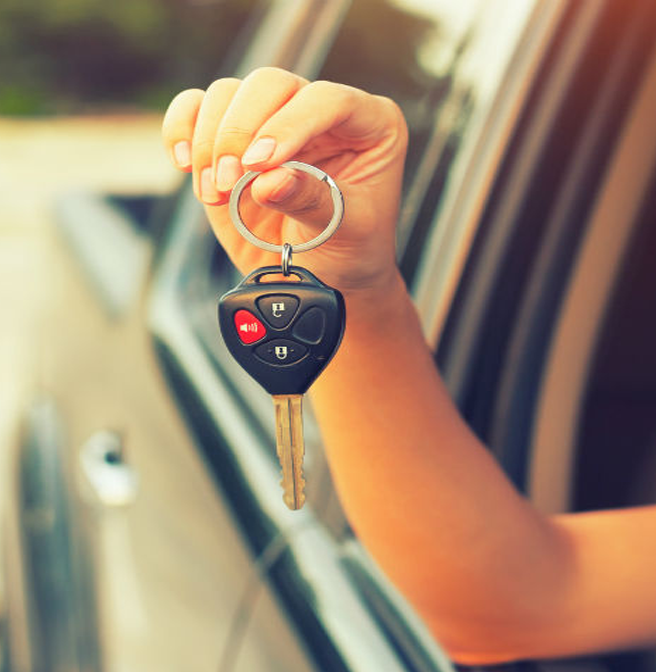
[188,0,542,534]
[304,0,539,535]
[317,0,537,285]
[431,0,656,496]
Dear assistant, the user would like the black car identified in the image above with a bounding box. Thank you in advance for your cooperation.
[4,0,656,670]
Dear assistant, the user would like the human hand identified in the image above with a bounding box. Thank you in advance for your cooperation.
[162,67,408,297]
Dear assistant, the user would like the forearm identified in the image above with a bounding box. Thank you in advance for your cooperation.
[311,271,575,662]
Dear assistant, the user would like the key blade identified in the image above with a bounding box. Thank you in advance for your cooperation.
[272,394,306,510]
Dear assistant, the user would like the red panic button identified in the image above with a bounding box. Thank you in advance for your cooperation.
[234,309,267,344]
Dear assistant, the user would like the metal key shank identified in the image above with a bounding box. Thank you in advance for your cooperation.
[273,394,306,510]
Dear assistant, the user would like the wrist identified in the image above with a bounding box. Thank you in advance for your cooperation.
[340,268,413,327]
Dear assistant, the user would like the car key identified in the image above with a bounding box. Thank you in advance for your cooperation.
[218,161,346,510]
[218,264,345,509]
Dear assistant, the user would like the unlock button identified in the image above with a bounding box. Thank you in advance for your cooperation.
[257,295,299,329]
[255,339,307,365]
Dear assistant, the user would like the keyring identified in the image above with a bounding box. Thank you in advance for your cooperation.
[228,160,344,254]
[281,243,292,276]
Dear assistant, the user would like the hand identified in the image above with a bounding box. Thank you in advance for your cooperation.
[162,67,408,297]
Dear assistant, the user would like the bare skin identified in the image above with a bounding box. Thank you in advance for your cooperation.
[162,67,656,664]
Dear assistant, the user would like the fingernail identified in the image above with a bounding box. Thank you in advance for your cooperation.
[267,173,299,203]
[173,140,191,167]
[242,137,276,166]
[200,167,217,202]
[215,155,242,192]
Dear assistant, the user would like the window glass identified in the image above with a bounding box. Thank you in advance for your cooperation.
[317,0,536,283]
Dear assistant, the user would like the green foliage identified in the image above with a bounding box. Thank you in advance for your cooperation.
[0,0,257,115]
[0,84,49,115]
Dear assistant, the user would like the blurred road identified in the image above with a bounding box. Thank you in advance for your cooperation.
[0,113,179,621]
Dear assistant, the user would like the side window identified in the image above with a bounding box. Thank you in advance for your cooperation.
[319,0,469,191]
[309,0,539,535]
[318,0,536,286]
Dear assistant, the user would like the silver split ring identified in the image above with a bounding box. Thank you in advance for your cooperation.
[281,243,292,276]
[228,160,344,254]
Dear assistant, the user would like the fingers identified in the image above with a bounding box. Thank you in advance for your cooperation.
[161,78,244,203]
[190,77,242,204]
[240,82,405,173]
[161,88,205,171]
[163,69,405,223]
[162,68,310,206]
[249,166,336,230]
[213,68,306,195]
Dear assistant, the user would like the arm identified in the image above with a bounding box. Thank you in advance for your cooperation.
[161,68,656,664]
[312,272,656,664]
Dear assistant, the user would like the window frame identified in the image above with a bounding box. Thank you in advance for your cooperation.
[529,47,656,515]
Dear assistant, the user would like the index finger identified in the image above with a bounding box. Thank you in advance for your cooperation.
[240,82,407,171]
[162,88,205,170]
[212,67,307,192]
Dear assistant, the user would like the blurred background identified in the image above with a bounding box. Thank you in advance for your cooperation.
[0,0,256,518]
[0,0,261,115]
[0,1,257,663]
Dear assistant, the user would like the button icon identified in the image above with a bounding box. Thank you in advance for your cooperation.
[272,302,286,318]
[255,339,307,365]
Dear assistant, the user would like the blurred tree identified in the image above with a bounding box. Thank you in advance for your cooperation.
[0,0,257,115]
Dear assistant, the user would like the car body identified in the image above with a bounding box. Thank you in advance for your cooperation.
[3,0,656,670]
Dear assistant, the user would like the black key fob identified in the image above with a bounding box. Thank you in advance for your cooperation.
[218,265,345,395]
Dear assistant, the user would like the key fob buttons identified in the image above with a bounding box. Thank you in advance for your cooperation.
[292,307,326,344]
[256,294,299,329]
[255,339,308,365]
[218,265,345,395]
[234,309,267,344]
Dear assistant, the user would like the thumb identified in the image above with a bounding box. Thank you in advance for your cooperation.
[250,166,339,230]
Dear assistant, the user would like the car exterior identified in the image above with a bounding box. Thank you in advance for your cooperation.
[3,0,656,671]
